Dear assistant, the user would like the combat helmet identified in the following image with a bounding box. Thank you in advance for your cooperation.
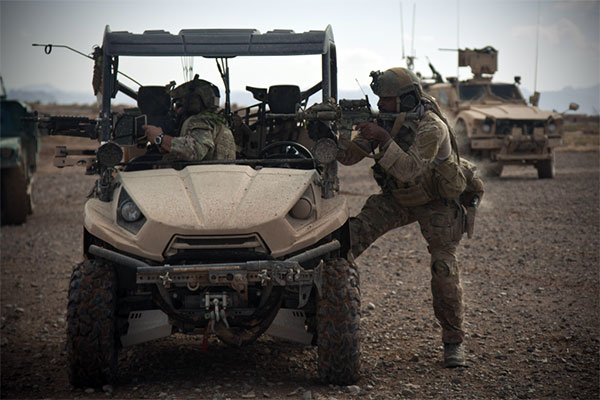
[370,67,423,111]
[170,74,220,113]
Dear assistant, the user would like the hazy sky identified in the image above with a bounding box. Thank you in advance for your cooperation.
[1,0,599,100]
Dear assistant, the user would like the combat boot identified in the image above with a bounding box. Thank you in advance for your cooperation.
[443,343,466,368]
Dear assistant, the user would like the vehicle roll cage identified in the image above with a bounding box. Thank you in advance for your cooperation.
[99,25,338,142]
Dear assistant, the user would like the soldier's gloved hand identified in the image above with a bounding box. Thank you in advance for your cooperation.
[356,122,391,145]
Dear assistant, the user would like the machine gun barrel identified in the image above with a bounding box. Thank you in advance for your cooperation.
[25,115,99,139]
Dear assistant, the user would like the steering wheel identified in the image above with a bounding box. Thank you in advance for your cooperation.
[258,141,314,160]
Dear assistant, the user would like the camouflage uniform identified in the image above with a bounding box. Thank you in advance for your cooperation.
[338,110,466,344]
[168,112,236,162]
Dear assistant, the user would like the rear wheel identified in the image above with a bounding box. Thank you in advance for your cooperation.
[317,258,360,385]
[537,155,555,179]
[66,259,118,387]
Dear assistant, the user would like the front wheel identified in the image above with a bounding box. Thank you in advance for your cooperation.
[317,258,360,385]
[537,156,555,179]
[66,259,118,387]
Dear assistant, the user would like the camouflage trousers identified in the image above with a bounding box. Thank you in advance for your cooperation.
[350,193,465,344]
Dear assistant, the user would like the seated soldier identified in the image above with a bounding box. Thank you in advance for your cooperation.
[143,75,235,161]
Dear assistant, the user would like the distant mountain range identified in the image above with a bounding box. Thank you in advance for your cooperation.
[6,83,599,116]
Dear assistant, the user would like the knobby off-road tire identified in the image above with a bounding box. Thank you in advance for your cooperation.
[317,258,360,385]
[66,259,118,387]
[537,156,555,179]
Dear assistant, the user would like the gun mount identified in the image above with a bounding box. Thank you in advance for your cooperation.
[459,46,498,80]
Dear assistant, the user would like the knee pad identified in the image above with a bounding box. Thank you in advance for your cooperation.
[432,260,450,277]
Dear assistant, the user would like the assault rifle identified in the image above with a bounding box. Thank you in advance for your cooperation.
[296,97,421,141]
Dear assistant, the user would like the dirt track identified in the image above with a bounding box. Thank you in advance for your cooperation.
[1,138,599,399]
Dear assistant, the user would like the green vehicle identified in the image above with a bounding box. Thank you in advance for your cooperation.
[0,78,40,224]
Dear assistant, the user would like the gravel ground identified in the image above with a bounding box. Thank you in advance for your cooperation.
[1,137,598,400]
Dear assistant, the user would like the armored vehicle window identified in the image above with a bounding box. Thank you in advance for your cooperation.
[489,84,523,101]
[458,84,485,101]
[1,102,25,138]
[438,90,448,105]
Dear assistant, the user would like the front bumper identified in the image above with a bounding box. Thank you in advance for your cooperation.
[471,134,561,164]
[87,241,341,292]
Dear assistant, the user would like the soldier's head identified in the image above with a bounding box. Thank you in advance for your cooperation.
[370,67,423,113]
[170,75,220,116]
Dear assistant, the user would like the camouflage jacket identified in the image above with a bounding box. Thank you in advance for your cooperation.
[338,110,465,204]
[337,110,452,181]
[168,112,236,161]
[378,110,452,183]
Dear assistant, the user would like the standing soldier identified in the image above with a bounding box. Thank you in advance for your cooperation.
[337,67,483,367]
[144,75,236,162]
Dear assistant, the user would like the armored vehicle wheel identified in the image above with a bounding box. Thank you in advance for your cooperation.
[537,157,555,179]
[66,259,118,387]
[317,258,360,385]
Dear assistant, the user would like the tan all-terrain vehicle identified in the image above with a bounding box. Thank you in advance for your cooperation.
[423,46,577,178]
[36,26,359,387]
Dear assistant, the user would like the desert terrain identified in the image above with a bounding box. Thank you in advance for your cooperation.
[1,110,599,399]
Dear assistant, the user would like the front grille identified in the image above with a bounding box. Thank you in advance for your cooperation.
[495,119,545,136]
[164,234,269,258]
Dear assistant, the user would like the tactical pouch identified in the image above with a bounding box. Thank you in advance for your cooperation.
[391,179,434,207]
[434,158,467,201]
[458,158,484,238]
[465,206,477,238]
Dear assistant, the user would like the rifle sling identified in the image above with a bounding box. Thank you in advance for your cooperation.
[390,113,407,138]
[340,137,380,160]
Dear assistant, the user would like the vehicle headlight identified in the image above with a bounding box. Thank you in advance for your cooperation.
[482,123,491,133]
[290,197,313,220]
[548,122,556,132]
[120,200,142,222]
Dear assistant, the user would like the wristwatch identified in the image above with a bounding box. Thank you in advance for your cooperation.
[154,134,164,146]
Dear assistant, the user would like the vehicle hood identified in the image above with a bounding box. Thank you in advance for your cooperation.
[119,164,315,231]
[464,104,559,120]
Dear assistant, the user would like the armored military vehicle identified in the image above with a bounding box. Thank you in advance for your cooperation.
[0,78,40,224]
[36,26,360,387]
[423,47,566,178]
